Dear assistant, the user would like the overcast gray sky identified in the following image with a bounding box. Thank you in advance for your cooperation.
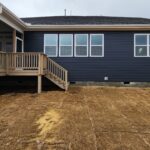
[0,0,150,18]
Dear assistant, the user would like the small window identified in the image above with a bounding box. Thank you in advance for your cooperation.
[134,34,150,57]
[59,34,73,57]
[44,34,58,57]
[75,34,88,57]
[90,34,104,57]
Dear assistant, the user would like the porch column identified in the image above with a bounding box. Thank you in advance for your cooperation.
[37,75,42,94]
[13,30,16,52]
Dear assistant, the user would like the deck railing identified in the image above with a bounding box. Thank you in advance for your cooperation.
[0,52,68,90]
[46,56,68,88]
[7,53,40,70]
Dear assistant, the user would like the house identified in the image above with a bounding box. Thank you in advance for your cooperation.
[0,3,150,93]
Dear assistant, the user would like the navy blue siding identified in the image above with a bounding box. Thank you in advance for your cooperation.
[24,31,150,82]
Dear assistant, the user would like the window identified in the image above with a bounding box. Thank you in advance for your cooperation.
[59,34,73,57]
[75,34,88,57]
[90,34,104,57]
[44,33,105,57]
[134,34,150,57]
[44,34,58,57]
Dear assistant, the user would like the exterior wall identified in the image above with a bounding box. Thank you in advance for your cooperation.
[24,31,150,82]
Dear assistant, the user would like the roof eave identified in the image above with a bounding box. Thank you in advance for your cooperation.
[0,2,27,28]
[26,24,150,31]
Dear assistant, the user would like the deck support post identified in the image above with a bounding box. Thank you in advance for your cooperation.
[37,75,42,94]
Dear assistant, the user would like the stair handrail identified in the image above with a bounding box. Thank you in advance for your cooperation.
[45,55,68,90]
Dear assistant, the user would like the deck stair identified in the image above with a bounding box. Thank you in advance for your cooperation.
[0,52,69,92]
[45,56,68,90]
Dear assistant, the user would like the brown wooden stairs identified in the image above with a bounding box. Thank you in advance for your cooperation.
[0,52,69,93]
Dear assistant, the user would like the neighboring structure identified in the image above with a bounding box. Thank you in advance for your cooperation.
[0,3,150,92]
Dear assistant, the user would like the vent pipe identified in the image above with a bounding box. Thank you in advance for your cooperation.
[64,9,67,16]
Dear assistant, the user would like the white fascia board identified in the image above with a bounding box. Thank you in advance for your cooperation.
[28,24,150,27]
[0,2,26,28]
[26,24,150,31]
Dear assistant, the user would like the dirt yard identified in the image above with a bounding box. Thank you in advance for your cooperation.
[0,86,150,150]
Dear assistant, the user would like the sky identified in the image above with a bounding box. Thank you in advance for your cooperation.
[0,0,150,18]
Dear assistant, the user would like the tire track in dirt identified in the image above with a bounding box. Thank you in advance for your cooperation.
[83,94,98,150]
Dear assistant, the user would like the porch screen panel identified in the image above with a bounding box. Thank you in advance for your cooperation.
[16,39,22,52]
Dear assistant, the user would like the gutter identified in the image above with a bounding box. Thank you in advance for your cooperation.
[26,24,150,31]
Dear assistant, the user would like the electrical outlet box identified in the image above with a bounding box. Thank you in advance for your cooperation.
[104,76,109,81]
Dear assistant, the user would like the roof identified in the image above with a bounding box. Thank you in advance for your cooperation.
[1,1,150,32]
[21,16,150,25]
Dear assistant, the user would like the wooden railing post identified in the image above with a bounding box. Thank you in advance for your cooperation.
[44,55,48,74]
[38,53,41,75]
[40,54,44,75]
[65,70,68,90]
[38,53,44,75]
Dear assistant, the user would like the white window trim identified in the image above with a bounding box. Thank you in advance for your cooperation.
[134,34,150,57]
[74,34,88,57]
[59,34,73,57]
[44,34,58,57]
[90,34,104,57]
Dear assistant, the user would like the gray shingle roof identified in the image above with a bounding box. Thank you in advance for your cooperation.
[21,16,150,25]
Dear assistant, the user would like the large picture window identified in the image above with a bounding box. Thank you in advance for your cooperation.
[75,34,88,57]
[44,34,58,57]
[90,34,104,57]
[59,34,73,57]
[134,34,150,57]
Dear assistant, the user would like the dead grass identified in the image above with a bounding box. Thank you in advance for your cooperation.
[0,86,150,150]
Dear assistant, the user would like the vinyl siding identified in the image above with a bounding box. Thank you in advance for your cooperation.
[24,31,150,82]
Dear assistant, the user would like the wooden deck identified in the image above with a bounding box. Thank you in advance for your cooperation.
[0,52,68,93]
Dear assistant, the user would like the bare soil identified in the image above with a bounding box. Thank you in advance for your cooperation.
[0,86,150,150]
